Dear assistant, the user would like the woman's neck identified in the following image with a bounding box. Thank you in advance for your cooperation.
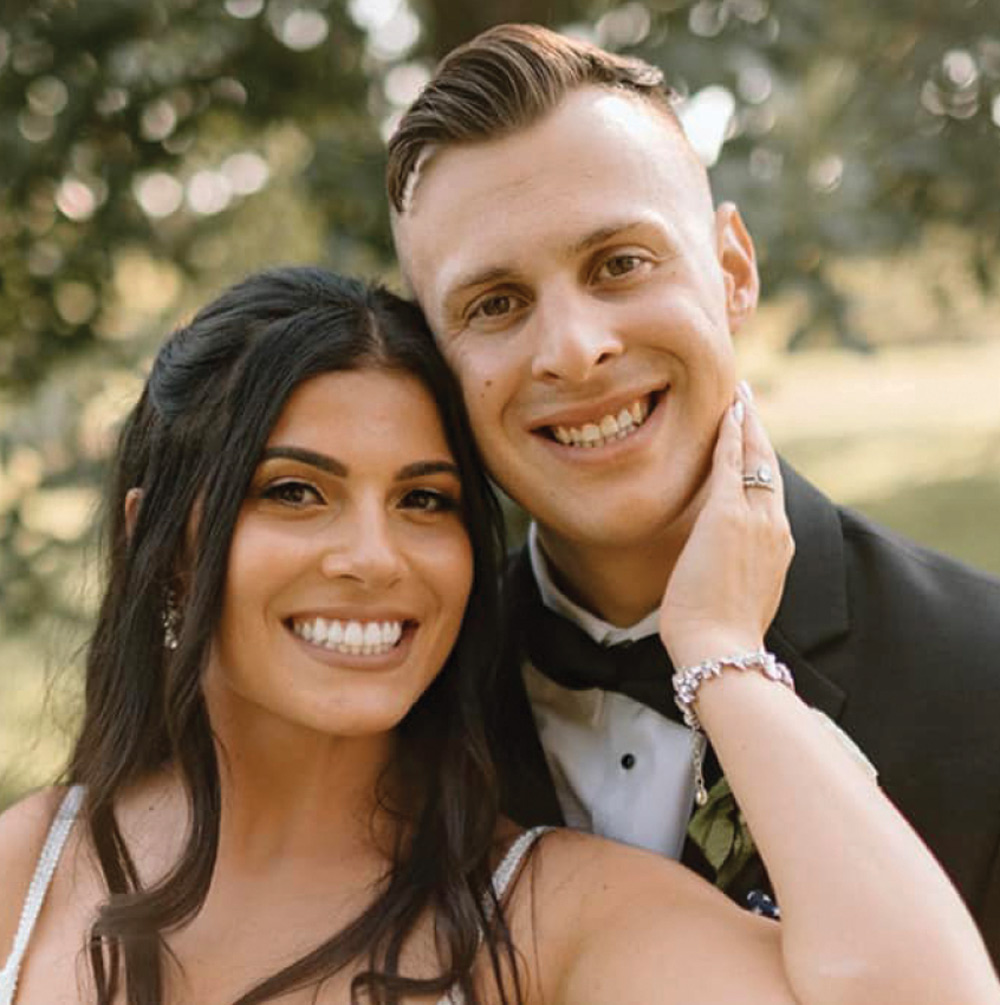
[206,687,398,868]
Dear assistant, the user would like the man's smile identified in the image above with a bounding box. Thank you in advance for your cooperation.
[531,387,667,451]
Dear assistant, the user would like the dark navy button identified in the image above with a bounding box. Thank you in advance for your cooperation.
[620,753,636,770]
[746,889,781,920]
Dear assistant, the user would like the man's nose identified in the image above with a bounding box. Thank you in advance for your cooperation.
[530,294,624,384]
[319,504,404,588]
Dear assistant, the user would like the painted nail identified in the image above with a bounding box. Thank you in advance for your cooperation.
[738,379,754,403]
[733,400,745,424]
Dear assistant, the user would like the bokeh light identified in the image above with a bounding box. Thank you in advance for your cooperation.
[54,178,97,221]
[133,171,185,219]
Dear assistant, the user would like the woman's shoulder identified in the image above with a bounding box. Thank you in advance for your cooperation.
[0,787,74,960]
[525,826,720,917]
[509,828,788,1005]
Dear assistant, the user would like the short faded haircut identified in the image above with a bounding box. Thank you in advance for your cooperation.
[386,22,679,214]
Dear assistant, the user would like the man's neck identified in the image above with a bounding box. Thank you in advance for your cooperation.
[537,515,695,628]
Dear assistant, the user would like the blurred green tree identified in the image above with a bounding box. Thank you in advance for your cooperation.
[0,0,386,394]
[1,0,999,634]
[0,0,389,628]
[630,0,1000,348]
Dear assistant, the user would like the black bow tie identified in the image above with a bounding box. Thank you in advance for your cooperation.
[507,548,684,725]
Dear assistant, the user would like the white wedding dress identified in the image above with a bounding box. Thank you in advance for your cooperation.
[0,785,546,1005]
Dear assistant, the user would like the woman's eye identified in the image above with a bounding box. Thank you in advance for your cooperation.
[261,481,323,506]
[597,254,644,280]
[401,488,459,513]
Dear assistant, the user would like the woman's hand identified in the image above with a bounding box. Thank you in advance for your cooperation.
[659,384,794,669]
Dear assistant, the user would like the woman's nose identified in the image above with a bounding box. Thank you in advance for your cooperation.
[318,505,404,588]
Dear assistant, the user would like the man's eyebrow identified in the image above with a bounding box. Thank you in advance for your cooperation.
[442,220,664,307]
[260,446,347,476]
[443,265,516,309]
[396,460,460,481]
[568,220,656,256]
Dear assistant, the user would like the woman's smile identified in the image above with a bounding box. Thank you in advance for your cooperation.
[285,612,419,669]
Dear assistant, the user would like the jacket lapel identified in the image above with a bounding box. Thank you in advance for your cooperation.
[497,549,567,827]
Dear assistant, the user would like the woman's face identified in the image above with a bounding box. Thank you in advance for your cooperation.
[205,368,474,740]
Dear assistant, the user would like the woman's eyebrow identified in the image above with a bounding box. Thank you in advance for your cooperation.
[395,460,460,481]
[260,446,348,476]
[260,450,458,483]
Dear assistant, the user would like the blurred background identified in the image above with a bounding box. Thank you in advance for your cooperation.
[2,0,999,810]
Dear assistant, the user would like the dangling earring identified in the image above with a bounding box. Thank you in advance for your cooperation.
[163,589,181,651]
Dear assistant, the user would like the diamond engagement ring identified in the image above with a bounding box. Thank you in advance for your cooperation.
[742,463,775,491]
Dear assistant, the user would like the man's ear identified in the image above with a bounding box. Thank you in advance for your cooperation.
[124,488,143,540]
[715,202,759,334]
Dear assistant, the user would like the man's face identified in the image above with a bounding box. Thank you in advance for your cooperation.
[395,86,758,551]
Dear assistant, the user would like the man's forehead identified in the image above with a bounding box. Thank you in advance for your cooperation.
[394,87,710,298]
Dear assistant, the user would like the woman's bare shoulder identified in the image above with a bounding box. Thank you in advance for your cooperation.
[512,828,791,1005]
[524,827,720,918]
[0,787,71,958]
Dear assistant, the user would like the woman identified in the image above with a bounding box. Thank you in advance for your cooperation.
[0,266,996,1005]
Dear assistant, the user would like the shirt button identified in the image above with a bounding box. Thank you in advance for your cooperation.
[620,753,636,770]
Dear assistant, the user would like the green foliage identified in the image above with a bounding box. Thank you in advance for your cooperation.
[0,0,387,629]
[633,0,1000,346]
[1,0,998,637]
[0,0,386,394]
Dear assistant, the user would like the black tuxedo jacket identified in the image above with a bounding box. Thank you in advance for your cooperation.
[495,463,1000,966]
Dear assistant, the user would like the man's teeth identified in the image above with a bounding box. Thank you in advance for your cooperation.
[551,398,650,448]
[292,617,404,655]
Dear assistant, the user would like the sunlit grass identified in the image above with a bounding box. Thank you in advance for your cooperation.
[0,628,83,811]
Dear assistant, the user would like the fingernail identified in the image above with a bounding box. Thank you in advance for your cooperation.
[738,379,754,403]
[732,400,745,424]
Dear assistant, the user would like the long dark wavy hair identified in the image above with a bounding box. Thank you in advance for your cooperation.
[66,266,518,1005]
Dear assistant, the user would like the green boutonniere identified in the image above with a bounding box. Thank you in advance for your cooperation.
[687,776,756,889]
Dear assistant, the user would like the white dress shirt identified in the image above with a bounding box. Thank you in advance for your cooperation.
[523,524,700,859]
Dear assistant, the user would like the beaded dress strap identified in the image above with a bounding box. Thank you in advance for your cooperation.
[487,825,551,906]
[0,785,85,1005]
[439,825,552,1005]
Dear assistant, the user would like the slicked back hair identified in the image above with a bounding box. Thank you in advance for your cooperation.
[386,22,679,214]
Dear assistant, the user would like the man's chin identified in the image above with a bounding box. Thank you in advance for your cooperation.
[536,492,698,553]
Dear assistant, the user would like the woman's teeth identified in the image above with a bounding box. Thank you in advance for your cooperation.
[549,397,651,449]
[292,617,404,656]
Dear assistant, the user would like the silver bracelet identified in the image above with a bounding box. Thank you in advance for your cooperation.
[672,648,794,805]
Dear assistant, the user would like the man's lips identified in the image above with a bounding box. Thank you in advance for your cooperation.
[531,388,666,449]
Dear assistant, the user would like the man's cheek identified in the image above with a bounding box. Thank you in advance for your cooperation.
[457,360,499,406]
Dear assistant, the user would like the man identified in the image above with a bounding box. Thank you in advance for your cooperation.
[387,23,1000,958]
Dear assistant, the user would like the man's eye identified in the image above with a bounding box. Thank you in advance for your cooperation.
[597,254,644,280]
[261,481,323,506]
[401,488,459,513]
[470,293,518,321]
